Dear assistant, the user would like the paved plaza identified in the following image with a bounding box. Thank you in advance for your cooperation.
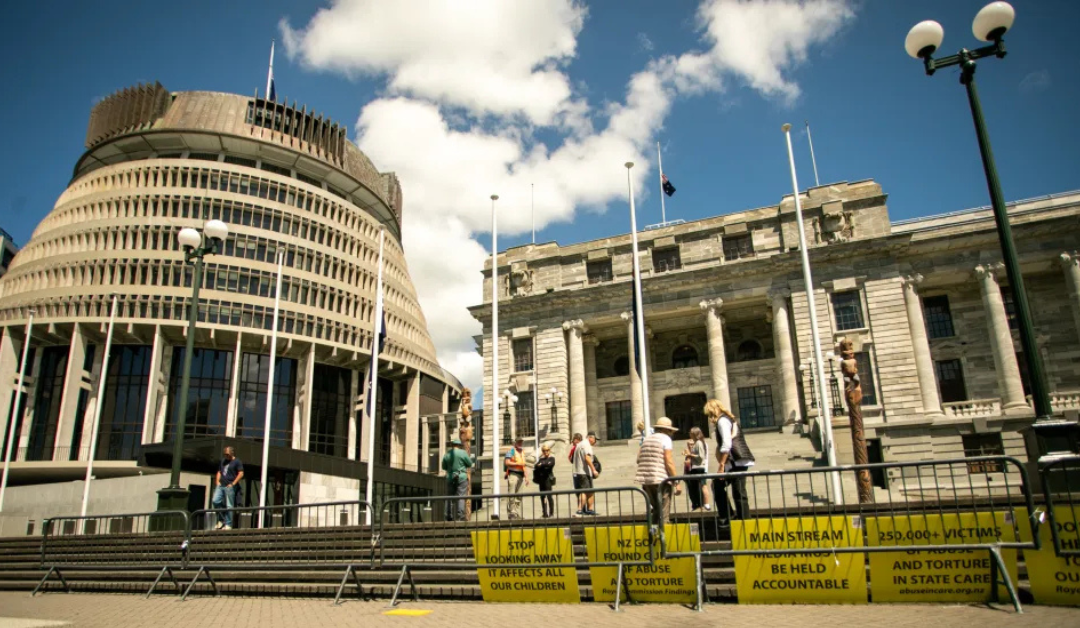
[1,593,1079,628]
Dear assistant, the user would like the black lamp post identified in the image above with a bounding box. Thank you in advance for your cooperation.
[156,219,229,512]
[799,363,817,410]
[904,2,1075,458]
[545,387,563,433]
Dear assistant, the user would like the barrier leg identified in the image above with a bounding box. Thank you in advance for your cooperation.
[388,565,410,608]
[146,566,169,598]
[166,567,182,596]
[32,567,67,596]
[989,547,1022,614]
[181,567,219,601]
[693,554,705,612]
[613,563,633,612]
[334,565,363,605]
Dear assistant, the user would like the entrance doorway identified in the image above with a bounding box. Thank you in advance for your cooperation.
[664,393,709,439]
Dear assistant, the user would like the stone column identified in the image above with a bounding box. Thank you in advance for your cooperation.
[347,369,360,461]
[141,327,166,445]
[224,333,243,438]
[0,329,20,461]
[620,312,644,431]
[768,289,802,425]
[975,263,1028,411]
[901,275,945,418]
[404,371,421,471]
[54,324,88,458]
[562,320,588,438]
[1059,252,1080,342]
[699,298,731,411]
[583,335,601,438]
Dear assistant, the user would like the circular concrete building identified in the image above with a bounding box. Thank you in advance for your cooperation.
[0,83,459,520]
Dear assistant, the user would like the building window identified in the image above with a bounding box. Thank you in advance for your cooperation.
[100,346,153,461]
[515,391,535,438]
[723,234,754,261]
[606,400,633,440]
[309,364,351,457]
[736,340,763,362]
[587,259,612,284]
[935,359,967,403]
[653,247,681,273]
[513,338,534,372]
[672,345,699,369]
[613,356,630,377]
[831,290,865,331]
[923,295,955,339]
[165,348,232,443]
[962,433,1005,473]
[1000,287,1019,330]
[27,347,68,461]
[235,353,297,449]
[854,351,878,406]
[737,386,776,430]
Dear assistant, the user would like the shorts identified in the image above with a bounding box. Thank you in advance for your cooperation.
[573,474,593,490]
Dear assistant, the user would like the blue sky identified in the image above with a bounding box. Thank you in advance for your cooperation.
[1,1,1076,393]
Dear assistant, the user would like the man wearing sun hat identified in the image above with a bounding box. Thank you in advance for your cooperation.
[635,417,683,529]
[442,438,473,521]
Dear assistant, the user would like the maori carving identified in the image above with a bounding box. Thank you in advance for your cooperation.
[505,268,534,297]
[839,338,873,504]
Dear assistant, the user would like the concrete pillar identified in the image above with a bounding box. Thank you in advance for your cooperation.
[1059,252,1080,342]
[404,371,420,471]
[562,319,588,438]
[224,333,243,438]
[152,343,173,444]
[975,263,1027,411]
[347,369,359,461]
[583,334,600,438]
[296,344,315,450]
[901,275,945,418]
[141,327,166,445]
[356,362,371,463]
[16,350,44,461]
[54,324,88,459]
[620,311,644,432]
[0,329,20,461]
[699,298,731,411]
[80,338,110,461]
[768,289,802,425]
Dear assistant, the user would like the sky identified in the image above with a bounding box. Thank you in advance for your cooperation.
[1,0,1078,401]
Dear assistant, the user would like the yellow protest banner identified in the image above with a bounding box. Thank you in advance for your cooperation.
[1021,505,1080,606]
[471,527,580,603]
[732,515,866,604]
[585,524,700,603]
[865,511,1017,603]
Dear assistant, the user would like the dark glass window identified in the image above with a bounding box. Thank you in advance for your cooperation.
[587,259,612,284]
[736,340,762,362]
[737,385,776,430]
[672,345,699,369]
[606,400,633,441]
[962,433,1005,473]
[854,351,878,406]
[165,348,233,442]
[515,391,535,438]
[1000,287,1019,330]
[923,295,955,339]
[309,364,351,457]
[27,347,68,461]
[97,346,152,461]
[374,377,394,465]
[224,155,257,168]
[935,359,967,403]
[831,291,865,331]
[652,247,681,273]
[235,353,297,449]
[613,356,630,377]
[69,389,89,460]
[723,234,754,261]
[419,374,444,416]
[513,338,534,372]
[260,162,292,177]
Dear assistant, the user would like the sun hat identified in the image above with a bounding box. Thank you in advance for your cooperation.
[653,417,678,432]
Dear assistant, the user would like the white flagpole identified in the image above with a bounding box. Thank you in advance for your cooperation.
[258,250,285,527]
[266,40,275,99]
[656,142,667,226]
[78,296,118,522]
[531,183,535,245]
[805,120,820,187]
[625,163,652,434]
[532,336,540,453]
[782,123,842,503]
[364,227,386,526]
[0,310,36,513]
[490,194,501,519]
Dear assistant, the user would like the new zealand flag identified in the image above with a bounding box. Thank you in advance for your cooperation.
[661,174,676,197]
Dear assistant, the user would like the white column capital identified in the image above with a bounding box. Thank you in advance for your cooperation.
[699,297,724,314]
[583,334,599,347]
[562,319,587,333]
[620,311,632,323]
[975,262,1004,281]
[901,273,924,290]
[767,288,790,305]
[1060,251,1080,267]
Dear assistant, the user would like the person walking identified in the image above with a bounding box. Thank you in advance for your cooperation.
[442,438,473,521]
[533,444,556,518]
[504,438,528,520]
[212,447,244,530]
[683,427,711,512]
[571,433,598,516]
[635,417,682,530]
[705,399,755,522]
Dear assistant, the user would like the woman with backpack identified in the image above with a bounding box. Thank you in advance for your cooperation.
[705,399,755,522]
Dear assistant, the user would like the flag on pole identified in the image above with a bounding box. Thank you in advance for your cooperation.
[377,307,387,353]
[266,41,277,101]
[661,174,676,197]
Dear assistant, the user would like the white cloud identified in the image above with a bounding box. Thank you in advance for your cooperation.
[284,0,856,392]
[637,32,655,52]
[1019,69,1051,94]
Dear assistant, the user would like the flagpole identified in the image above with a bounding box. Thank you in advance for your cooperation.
[656,142,667,226]
[364,227,386,526]
[258,250,284,528]
[805,120,820,188]
[782,123,842,503]
[0,310,35,513]
[78,296,118,523]
[625,163,652,435]
[266,40,275,99]
[490,194,501,520]
[532,336,540,453]
[531,183,535,245]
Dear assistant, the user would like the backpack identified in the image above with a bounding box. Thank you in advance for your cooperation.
[592,453,602,475]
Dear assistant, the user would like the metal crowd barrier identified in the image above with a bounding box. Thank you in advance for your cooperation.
[34,510,191,598]
[1040,455,1080,558]
[658,456,1038,612]
[376,486,653,609]
[185,500,371,603]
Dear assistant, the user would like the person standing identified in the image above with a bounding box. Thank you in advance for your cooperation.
[635,417,682,529]
[571,433,598,516]
[442,438,473,521]
[705,399,755,522]
[213,447,244,530]
[683,427,711,512]
[533,445,556,518]
[504,438,528,520]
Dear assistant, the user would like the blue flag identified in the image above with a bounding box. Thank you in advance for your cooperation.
[377,307,387,353]
[269,78,276,102]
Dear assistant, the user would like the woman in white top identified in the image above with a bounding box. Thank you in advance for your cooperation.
[683,427,712,511]
[705,399,756,522]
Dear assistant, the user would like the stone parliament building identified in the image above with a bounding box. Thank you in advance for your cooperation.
[470,180,1080,491]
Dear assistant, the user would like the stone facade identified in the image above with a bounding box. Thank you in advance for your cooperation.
[469,180,1080,489]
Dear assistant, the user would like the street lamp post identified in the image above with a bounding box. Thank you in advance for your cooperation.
[156,220,229,512]
[799,363,817,410]
[905,2,1073,458]
[545,387,563,433]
